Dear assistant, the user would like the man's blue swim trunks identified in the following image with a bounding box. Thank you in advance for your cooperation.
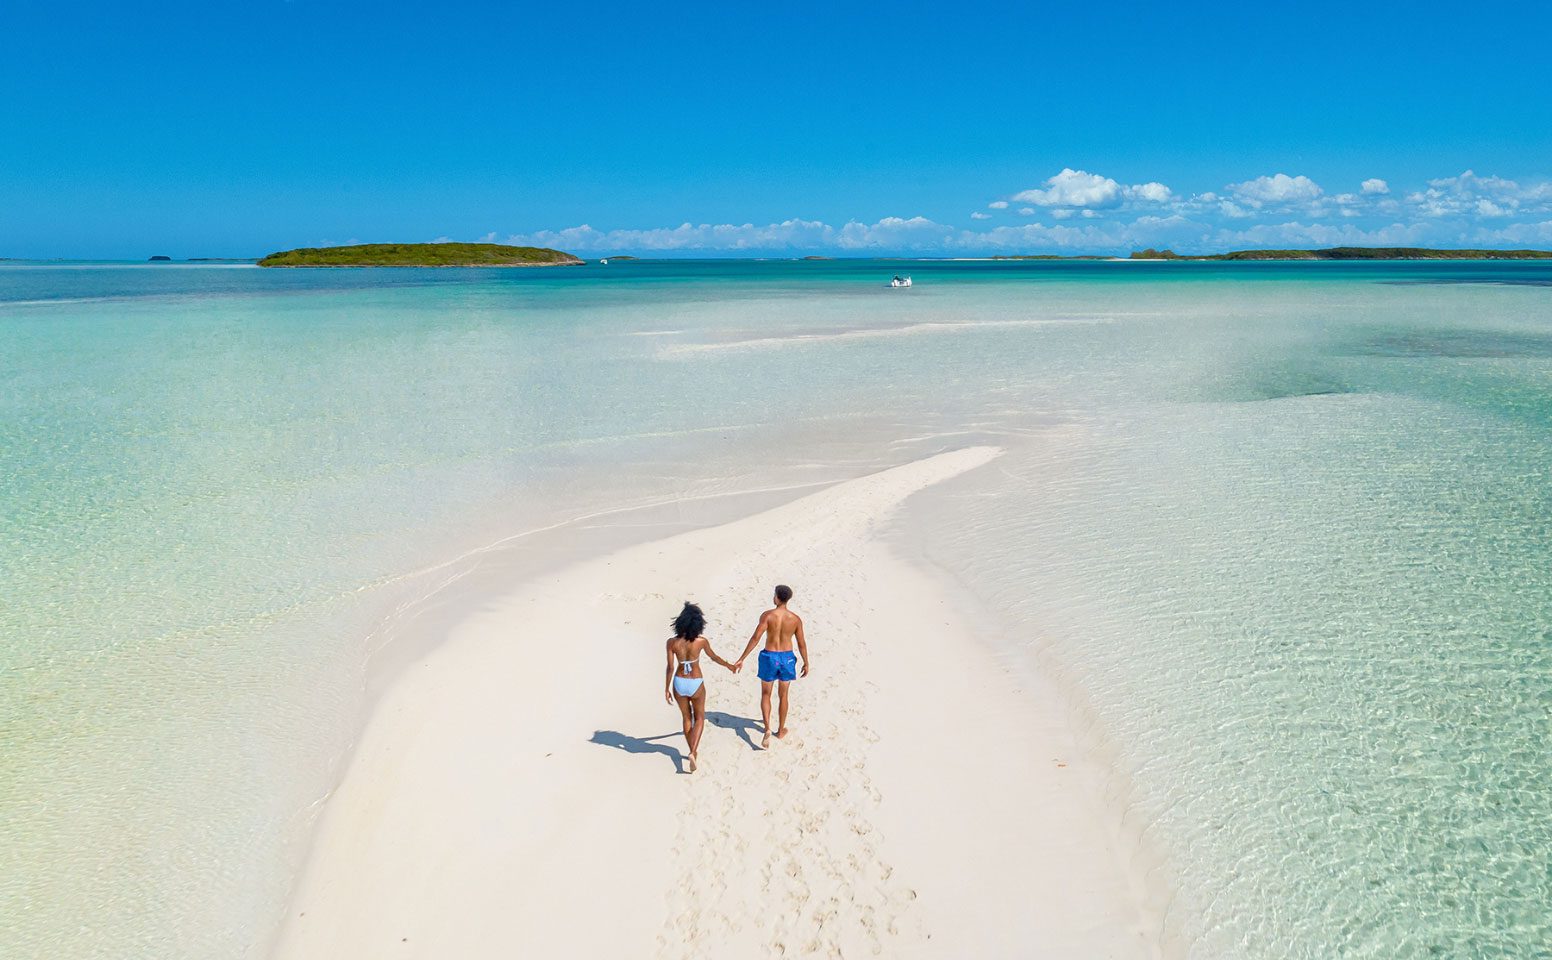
[757,649,798,682]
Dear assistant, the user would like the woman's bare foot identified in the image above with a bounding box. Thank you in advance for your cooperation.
[688,752,698,773]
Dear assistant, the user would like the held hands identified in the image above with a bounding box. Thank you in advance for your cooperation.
[730,659,744,674]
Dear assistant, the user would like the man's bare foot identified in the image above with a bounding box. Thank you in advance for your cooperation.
[760,730,771,750]
[775,728,790,740]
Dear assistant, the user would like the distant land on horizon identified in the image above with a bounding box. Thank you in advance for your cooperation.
[1125,246,1552,261]
[988,254,1113,261]
[5,246,1552,265]
[257,242,583,268]
[605,247,1552,263]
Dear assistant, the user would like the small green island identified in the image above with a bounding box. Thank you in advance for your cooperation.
[258,242,583,268]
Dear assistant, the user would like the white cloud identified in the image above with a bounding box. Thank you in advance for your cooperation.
[1474,219,1552,244]
[836,216,953,249]
[1405,170,1552,218]
[495,168,1552,256]
[962,214,1210,252]
[1227,173,1323,207]
[1014,168,1124,208]
[506,217,956,252]
[509,219,834,251]
[544,214,1199,255]
[1213,220,1435,248]
[1127,181,1174,203]
[1429,170,1517,195]
[966,223,1115,250]
[1010,168,1173,211]
[508,213,1203,255]
[1326,193,1365,218]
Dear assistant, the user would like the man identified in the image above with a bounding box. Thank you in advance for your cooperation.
[733,584,809,749]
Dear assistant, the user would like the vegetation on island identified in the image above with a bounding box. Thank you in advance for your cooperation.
[1129,247,1552,261]
[258,242,583,268]
[603,255,638,260]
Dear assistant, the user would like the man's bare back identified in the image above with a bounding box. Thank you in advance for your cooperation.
[754,605,802,653]
[733,584,809,748]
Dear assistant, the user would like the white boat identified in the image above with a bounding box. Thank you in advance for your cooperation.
[600,258,609,265]
[890,275,912,287]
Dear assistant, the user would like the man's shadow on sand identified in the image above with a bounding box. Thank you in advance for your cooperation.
[705,711,763,752]
[590,713,764,774]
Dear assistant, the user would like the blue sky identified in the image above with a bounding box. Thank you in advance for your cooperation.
[3,1,1550,257]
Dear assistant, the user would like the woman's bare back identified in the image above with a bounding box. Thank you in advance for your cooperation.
[668,636,711,678]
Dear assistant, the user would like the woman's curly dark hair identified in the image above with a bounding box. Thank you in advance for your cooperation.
[672,601,706,640]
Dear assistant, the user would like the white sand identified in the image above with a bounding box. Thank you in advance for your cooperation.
[271,448,1158,959]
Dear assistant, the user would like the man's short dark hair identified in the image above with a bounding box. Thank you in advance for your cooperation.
[774,584,793,603]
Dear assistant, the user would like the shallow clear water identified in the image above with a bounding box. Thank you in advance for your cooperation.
[3,260,1549,958]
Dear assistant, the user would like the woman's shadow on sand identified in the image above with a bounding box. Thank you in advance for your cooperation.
[589,713,763,774]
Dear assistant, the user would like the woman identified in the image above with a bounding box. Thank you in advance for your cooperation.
[664,601,735,773]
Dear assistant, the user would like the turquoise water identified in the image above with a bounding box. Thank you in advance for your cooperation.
[3,260,1549,958]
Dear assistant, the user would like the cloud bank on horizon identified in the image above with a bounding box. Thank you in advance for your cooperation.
[501,167,1552,255]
